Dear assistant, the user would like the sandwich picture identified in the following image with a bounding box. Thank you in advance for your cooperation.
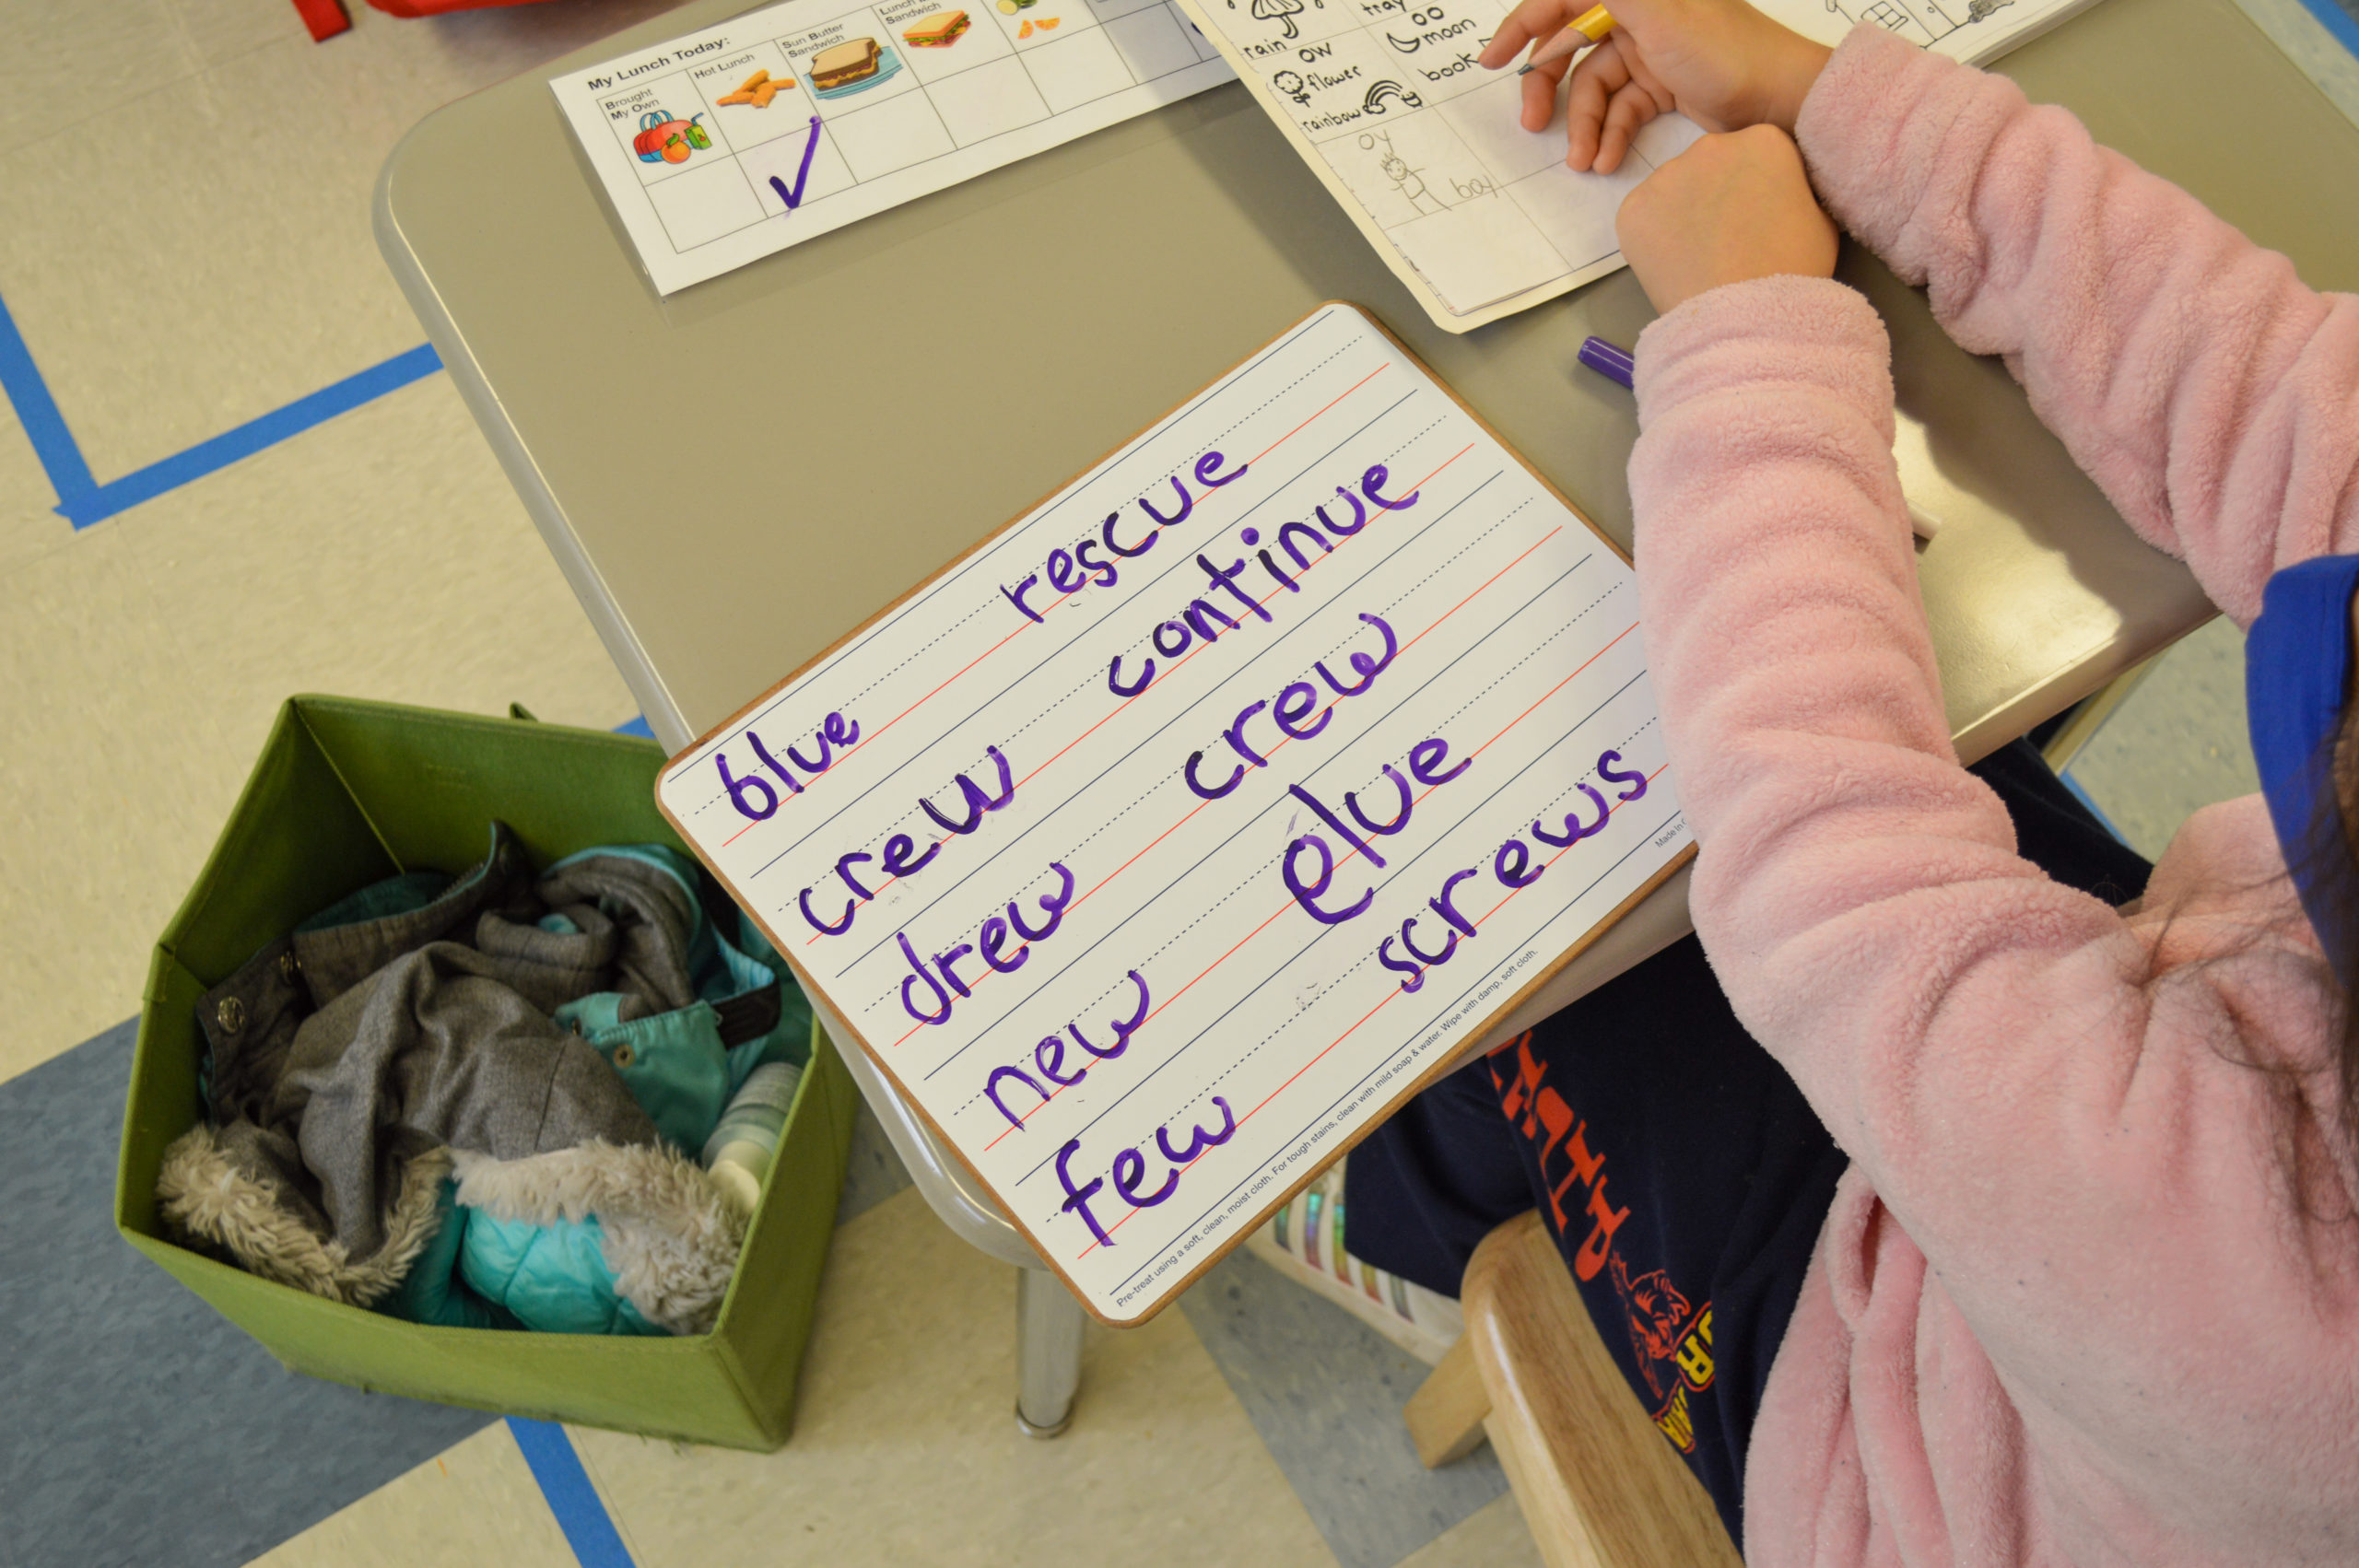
[808,37,884,91]
[902,9,971,46]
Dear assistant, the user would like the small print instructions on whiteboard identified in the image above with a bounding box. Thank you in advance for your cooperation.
[659,303,1693,1323]
[553,0,1234,294]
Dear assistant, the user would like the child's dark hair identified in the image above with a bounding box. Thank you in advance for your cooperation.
[2326,696,2359,1140]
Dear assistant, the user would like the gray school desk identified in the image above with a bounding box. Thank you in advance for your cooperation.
[378,0,2359,1435]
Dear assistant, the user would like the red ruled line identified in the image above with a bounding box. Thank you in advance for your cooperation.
[713,366,1395,848]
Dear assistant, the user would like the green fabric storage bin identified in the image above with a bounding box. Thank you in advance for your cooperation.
[114,696,857,1451]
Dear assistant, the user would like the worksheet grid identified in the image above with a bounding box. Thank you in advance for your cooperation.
[605,0,1222,257]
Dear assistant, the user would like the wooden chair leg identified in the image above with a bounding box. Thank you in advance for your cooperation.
[1462,1212,1741,1568]
[1404,1330,1491,1468]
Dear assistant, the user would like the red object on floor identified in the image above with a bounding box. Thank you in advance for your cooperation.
[291,0,351,39]
[366,0,560,14]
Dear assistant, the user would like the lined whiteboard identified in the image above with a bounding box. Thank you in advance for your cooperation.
[659,303,1691,1322]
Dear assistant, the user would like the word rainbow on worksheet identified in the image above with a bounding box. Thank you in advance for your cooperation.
[659,302,1691,1323]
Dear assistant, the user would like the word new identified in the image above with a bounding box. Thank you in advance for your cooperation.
[999,450,1249,626]
[1377,751,1649,992]
[897,860,1077,1025]
[800,747,1016,937]
[982,970,1153,1129]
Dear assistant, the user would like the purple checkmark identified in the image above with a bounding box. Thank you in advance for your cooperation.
[769,116,824,211]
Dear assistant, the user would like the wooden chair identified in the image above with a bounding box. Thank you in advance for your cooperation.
[1403,1212,1742,1568]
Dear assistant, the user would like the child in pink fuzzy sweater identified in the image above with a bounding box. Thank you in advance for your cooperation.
[1345,4,2359,1563]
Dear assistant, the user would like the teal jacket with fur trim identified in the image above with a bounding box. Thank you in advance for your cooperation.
[161,828,808,1338]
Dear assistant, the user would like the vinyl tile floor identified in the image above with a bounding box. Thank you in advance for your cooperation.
[0,0,2340,1563]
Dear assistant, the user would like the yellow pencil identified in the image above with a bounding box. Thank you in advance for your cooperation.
[1516,5,1615,74]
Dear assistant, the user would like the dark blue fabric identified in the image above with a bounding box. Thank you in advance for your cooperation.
[2247,556,2359,989]
[1345,739,2152,1546]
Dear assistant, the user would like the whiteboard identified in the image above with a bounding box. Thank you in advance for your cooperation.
[658,302,1692,1322]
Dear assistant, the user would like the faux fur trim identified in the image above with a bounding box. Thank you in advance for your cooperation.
[450,1140,745,1336]
[157,1129,450,1308]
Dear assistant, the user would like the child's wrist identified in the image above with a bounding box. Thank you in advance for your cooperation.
[1759,36,1834,132]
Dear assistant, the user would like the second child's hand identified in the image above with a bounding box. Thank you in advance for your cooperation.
[1479,0,1834,173]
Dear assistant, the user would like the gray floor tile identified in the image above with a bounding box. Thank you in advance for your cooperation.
[2063,615,2260,860]
[1179,1248,1508,1568]
[2229,0,2359,129]
[0,1019,495,1568]
[835,1095,916,1225]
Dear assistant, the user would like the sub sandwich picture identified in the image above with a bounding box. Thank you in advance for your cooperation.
[902,9,971,45]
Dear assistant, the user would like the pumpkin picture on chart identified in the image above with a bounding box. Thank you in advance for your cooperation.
[632,110,712,164]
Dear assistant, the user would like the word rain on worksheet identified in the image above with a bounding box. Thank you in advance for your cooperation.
[659,304,1692,1322]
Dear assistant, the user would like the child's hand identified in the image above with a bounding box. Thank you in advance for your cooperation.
[1479,0,1833,173]
[1614,125,1837,312]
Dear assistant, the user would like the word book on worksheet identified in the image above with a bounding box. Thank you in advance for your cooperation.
[658,303,1694,1323]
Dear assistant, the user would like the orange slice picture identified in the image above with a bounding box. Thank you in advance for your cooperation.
[1036,14,1060,25]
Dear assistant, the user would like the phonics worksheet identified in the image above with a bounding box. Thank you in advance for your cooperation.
[1755,0,2105,62]
[658,304,1694,1323]
[1172,0,2105,330]
[553,0,1233,293]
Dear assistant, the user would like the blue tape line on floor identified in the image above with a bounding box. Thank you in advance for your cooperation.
[48,343,445,529]
[2058,768,2133,849]
[2293,0,2359,60]
[506,1418,638,1568]
[0,286,98,499]
[0,281,444,530]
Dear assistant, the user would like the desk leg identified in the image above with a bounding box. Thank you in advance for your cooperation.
[1015,1268,1084,1438]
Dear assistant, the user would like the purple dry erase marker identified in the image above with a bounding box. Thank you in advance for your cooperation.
[1579,335,1635,390]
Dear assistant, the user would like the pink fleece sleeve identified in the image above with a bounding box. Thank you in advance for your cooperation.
[1633,275,2353,1524]
[1794,26,2359,625]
